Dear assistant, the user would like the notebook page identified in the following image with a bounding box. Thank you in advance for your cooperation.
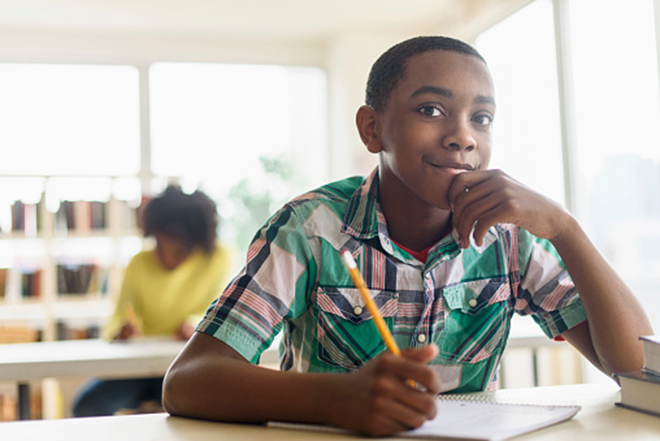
[268,397,580,440]
[400,399,581,441]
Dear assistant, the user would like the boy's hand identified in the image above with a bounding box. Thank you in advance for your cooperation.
[448,170,572,248]
[329,344,441,437]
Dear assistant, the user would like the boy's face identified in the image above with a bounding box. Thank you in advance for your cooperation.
[365,50,495,211]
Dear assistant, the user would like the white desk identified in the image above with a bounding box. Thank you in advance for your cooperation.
[0,338,278,420]
[0,339,186,383]
[0,383,658,440]
[0,338,279,382]
[0,338,186,420]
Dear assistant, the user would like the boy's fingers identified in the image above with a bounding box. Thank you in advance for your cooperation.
[387,394,437,428]
[448,173,474,209]
[452,187,496,247]
[471,206,505,246]
[396,345,441,393]
[401,343,438,362]
[361,398,433,437]
[462,200,504,247]
[448,170,491,209]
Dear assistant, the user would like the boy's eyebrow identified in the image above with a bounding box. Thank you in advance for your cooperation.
[475,95,496,106]
[410,85,496,106]
[410,85,453,99]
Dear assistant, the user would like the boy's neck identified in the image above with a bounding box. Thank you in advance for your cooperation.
[385,211,452,252]
[378,180,453,252]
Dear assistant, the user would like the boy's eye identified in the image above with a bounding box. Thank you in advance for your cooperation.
[417,105,442,117]
[473,114,494,126]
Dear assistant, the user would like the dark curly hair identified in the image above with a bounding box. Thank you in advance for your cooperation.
[142,184,218,253]
[365,36,486,112]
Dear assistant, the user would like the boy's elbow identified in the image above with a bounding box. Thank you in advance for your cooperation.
[162,358,207,418]
[162,365,187,417]
[161,332,249,421]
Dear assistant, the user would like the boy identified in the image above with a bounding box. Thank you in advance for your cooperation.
[162,36,652,437]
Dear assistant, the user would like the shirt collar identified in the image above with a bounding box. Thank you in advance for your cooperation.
[341,168,381,241]
[341,168,498,262]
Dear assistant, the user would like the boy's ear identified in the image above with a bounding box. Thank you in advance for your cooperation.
[356,105,383,154]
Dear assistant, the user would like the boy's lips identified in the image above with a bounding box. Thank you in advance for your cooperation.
[428,161,475,174]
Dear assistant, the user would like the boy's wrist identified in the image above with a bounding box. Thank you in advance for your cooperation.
[287,371,359,428]
[548,213,582,249]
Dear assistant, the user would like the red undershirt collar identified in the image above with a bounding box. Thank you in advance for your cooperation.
[392,239,432,263]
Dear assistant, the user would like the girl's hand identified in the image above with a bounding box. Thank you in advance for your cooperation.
[114,323,139,341]
[175,322,195,340]
[329,344,441,437]
[448,169,573,248]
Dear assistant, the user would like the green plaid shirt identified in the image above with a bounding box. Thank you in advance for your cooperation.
[198,169,586,393]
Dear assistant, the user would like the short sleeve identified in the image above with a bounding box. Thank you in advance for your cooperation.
[197,205,316,363]
[514,229,587,339]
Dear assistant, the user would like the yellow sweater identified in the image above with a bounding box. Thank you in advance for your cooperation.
[102,243,233,340]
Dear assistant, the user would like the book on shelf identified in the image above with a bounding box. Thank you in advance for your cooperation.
[615,370,660,417]
[55,321,101,341]
[89,201,108,229]
[10,200,42,235]
[0,268,7,300]
[0,384,42,421]
[0,393,17,422]
[0,325,41,344]
[73,200,92,233]
[20,269,42,298]
[56,263,109,295]
[640,335,660,377]
[55,200,108,232]
[11,200,24,231]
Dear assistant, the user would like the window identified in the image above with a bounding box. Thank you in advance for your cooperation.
[0,64,140,176]
[567,0,660,314]
[149,62,328,250]
[0,61,328,253]
[477,0,660,382]
[476,0,565,205]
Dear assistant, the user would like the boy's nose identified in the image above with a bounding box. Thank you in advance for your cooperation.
[442,120,476,151]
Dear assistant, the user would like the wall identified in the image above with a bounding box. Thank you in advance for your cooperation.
[0,0,531,181]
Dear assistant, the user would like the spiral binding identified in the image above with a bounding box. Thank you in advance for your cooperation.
[438,393,498,402]
[437,393,578,408]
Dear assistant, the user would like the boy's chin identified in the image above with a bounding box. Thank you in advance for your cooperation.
[434,195,452,212]
[418,191,452,212]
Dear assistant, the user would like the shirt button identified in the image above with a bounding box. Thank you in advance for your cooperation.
[353,306,363,315]
[425,273,432,279]
[417,334,427,343]
[468,298,478,308]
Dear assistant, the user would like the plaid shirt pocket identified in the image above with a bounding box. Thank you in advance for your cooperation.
[437,277,512,364]
[315,286,399,371]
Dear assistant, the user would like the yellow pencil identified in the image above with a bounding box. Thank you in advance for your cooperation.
[124,303,142,336]
[340,249,415,387]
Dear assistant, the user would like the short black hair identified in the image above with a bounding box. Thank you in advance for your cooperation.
[365,36,486,112]
[142,184,218,253]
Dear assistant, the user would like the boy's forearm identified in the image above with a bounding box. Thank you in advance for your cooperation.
[163,334,441,436]
[163,351,342,425]
[550,215,653,374]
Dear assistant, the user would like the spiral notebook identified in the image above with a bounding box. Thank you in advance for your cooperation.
[268,394,581,441]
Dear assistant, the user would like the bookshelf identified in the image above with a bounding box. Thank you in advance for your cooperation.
[0,176,144,343]
[0,176,150,420]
